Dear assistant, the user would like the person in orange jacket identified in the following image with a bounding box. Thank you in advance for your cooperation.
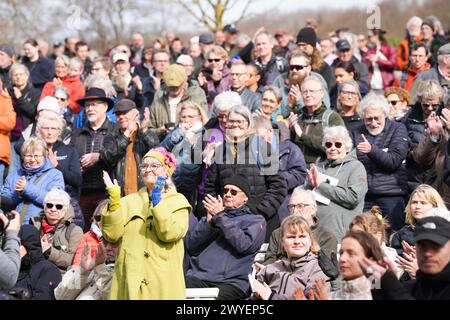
[0,79,16,185]
[397,16,424,72]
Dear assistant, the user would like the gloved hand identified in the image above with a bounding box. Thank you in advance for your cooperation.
[151,176,165,206]
[103,171,121,211]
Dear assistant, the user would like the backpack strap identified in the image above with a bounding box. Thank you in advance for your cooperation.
[321,109,333,128]
[65,223,76,243]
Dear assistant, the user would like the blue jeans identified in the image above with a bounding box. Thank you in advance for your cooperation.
[364,195,406,231]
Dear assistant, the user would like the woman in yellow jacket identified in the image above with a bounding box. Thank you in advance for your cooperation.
[101,147,191,300]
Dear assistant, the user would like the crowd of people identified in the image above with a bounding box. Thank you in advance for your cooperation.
[1,15,450,300]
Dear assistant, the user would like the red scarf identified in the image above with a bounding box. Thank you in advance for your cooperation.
[41,219,55,236]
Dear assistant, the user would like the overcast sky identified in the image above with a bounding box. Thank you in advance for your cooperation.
[225,0,383,22]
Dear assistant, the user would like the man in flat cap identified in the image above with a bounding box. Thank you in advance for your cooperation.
[101,98,159,196]
[148,64,207,140]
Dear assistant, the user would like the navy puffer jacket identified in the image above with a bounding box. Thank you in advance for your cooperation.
[351,119,409,196]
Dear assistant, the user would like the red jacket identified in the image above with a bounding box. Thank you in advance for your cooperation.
[0,92,16,165]
[363,44,397,89]
[71,230,102,266]
[40,76,85,113]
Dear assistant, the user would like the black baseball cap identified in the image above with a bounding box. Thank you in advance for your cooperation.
[415,216,450,246]
[336,39,351,52]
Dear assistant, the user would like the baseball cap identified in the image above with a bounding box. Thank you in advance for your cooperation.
[163,64,187,87]
[37,96,61,114]
[0,44,15,58]
[114,99,137,113]
[223,24,239,34]
[415,216,450,246]
[336,39,351,52]
[199,33,214,45]
[112,52,129,64]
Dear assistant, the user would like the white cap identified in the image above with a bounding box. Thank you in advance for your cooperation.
[112,52,129,64]
[37,96,60,114]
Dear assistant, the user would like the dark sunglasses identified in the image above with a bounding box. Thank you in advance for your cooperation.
[421,103,440,109]
[46,203,64,210]
[325,141,343,149]
[208,58,221,63]
[289,65,308,71]
[223,188,241,196]
[388,100,399,106]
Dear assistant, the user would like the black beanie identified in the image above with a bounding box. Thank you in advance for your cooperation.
[296,27,317,47]
[223,174,251,198]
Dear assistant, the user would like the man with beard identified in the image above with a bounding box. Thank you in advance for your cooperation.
[71,88,117,229]
[272,50,330,118]
[350,93,409,232]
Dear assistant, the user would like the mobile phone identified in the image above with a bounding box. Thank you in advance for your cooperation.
[435,102,445,117]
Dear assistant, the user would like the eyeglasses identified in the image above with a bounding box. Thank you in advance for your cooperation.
[340,90,358,97]
[141,163,163,172]
[208,58,221,63]
[388,100,400,106]
[223,188,243,196]
[40,127,61,132]
[94,215,101,222]
[365,116,382,122]
[46,203,64,210]
[289,65,308,71]
[228,119,247,126]
[23,154,44,160]
[302,89,322,95]
[325,141,343,149]
[421,103,440,110]
[55,97,67,102]
[288,203,313,211]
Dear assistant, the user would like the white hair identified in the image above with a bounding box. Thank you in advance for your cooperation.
[291,187,317,211]
[359,92,390,118]
[212,91,242,113]
[406,16,423,29]
[322,125,353,153]
[228,104,254,129]
[43,188,71,208]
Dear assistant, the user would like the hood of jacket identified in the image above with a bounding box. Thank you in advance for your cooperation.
[279,251,318,270]
[19,224,45,269]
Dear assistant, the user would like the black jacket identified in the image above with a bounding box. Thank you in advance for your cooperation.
[0,64,13,89]
[390,225,415,256]
[8,83,39,141]
[71,118,117,192]
[22,56,54,93]
[412,263,450,300]
[101,127,159,195]
[13,225,61,300]
[205,134,287,241]
[351,119,409,196]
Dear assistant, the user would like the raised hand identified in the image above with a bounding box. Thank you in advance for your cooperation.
[102,170,119,189]
[288,85,300,108]
[288,112,302,138]
[103,170,121,212]
[427,111,443,137]
[202,194,224,217]
[151,176,166,206]
[440,108,450,132]
[141,107,150,133]
[293,287,306,300]
[80,243,95,272]
[357,134,372,154]
[48,149,58,167]
[80,153,100,170]
[396,252,418,279]
[15,176,27,192]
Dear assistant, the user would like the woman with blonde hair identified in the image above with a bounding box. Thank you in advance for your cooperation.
[350,206,403,279]
[391,184,447,255]
[251,215,329,300]
[160,102,208,206]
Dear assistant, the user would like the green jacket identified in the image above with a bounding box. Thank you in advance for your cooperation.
[101,186,191,300]
[149,85,207,139]
[292,104,344,164]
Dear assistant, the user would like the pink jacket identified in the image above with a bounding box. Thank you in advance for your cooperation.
[363,44,397,89]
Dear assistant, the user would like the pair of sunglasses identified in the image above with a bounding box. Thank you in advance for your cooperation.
[208,58,221,63]
[45,203,64,210]
[325,141,343,149]
[289,65,308,71]
[223,188,242,196]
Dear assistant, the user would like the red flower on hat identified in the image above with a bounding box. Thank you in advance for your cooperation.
[150,147,177,171]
